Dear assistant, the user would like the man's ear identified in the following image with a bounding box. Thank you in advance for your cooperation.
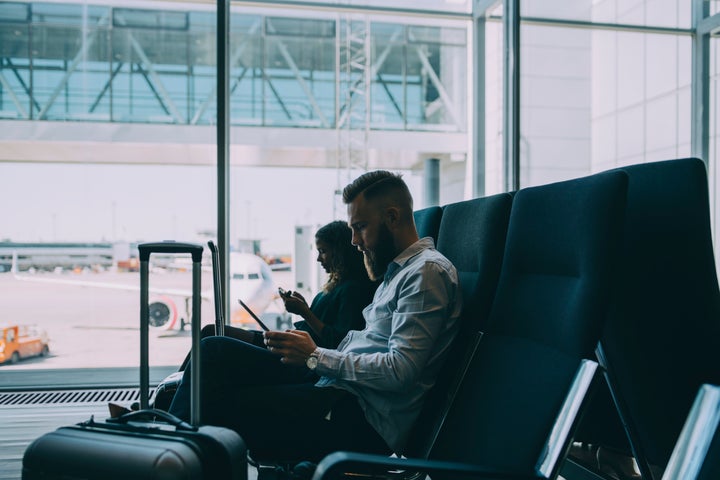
[384,206,401,227]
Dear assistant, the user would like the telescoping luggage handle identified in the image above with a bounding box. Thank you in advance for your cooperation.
[138,241,204,427]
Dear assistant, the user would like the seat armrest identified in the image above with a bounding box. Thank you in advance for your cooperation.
[312,451,545,480]
[662,384,720,480]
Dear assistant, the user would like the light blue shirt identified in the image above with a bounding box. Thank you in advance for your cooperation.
[315,237,462,453]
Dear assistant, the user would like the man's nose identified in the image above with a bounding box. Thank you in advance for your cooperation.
[351,233,362,248]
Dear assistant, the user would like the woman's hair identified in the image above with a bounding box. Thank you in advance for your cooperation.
[315,220,368,292]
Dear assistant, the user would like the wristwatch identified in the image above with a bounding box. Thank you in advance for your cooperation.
[306,349,320,370]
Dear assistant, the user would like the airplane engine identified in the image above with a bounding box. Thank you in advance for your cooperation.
[148,295,178,330]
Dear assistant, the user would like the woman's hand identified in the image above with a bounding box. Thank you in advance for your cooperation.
[264,330,317,365]
[282,291,310,317]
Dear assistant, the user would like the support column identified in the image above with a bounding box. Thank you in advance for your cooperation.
[424,158,440,207]
[217,0,231,326]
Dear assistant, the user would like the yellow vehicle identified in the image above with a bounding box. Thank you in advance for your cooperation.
[0,324,50,365]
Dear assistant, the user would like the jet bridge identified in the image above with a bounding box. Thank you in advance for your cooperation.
[0,1,470,177]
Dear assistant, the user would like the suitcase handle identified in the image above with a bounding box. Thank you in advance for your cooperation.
[107,409,198,432]
[138,241,204,262]
[138,240,204,425]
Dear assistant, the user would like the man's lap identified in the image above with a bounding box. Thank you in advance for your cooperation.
[169,336,390,461]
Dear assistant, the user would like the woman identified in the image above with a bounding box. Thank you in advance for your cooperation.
[177,220,374,368]
[280,220,376,348]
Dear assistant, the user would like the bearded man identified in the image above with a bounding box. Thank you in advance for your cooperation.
[169,170,462,463]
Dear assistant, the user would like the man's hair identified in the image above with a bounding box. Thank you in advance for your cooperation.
[342,170,413,211]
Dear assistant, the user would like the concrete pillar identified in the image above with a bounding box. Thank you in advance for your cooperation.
[424,158,440,207]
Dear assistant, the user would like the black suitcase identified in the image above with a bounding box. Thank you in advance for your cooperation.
[22,241,247,480]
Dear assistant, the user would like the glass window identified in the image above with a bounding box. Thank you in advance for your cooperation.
[263,17,336,127]
[0,2,30,23]
[1,163,216,369]
[484,16,505,195]
[522,0,691,29]
[711,36,720,252]
[371,22,467,132]
[516,23,691,189]
[112,8,189,31]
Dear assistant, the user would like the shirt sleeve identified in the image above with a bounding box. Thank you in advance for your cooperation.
[315,260,457,392]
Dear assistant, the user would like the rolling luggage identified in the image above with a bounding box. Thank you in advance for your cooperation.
[22,241,247,480]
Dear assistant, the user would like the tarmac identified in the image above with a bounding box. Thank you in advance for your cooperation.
[0,268,294,372]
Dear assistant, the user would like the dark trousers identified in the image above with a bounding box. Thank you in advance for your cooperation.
[168,336,391,462]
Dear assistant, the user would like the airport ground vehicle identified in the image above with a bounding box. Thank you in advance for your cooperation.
[0,324,50,364]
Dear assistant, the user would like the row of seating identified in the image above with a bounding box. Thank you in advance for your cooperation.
[308,158,720,480]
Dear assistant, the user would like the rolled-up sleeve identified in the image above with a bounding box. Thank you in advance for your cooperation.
[315,261,457,391]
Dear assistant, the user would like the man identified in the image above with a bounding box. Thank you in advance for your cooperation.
[169,170,461,461]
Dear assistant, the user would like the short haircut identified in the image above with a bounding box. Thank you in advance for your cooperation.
[342,170,413,211]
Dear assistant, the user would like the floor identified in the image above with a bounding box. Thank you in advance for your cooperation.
[1,402,260,480]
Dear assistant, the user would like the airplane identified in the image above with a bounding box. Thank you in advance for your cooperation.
[10,249,282,332]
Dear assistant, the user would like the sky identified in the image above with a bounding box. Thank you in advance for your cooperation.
[1,162,423,255]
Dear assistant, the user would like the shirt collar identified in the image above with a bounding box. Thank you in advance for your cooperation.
[384,237,435,282]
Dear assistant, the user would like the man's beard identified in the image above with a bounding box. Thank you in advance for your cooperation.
[364,223,396,281]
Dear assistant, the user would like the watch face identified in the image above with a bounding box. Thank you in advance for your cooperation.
[306,355,318,370]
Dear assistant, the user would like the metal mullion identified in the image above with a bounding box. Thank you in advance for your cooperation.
[472,1,487,198]
[503,0,520,192]
[217,0,231,327]
[692,0,710,165]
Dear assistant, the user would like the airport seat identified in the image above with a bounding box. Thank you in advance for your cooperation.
[661,384,720,480]
[413,205,443,243]
[311,170,629,480]
[405,193,513,459]
[582,158,720,480]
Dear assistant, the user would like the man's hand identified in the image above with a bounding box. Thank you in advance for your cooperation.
[264,330,317,365]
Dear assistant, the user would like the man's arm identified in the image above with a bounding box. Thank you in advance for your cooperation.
[315,261,458,391]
